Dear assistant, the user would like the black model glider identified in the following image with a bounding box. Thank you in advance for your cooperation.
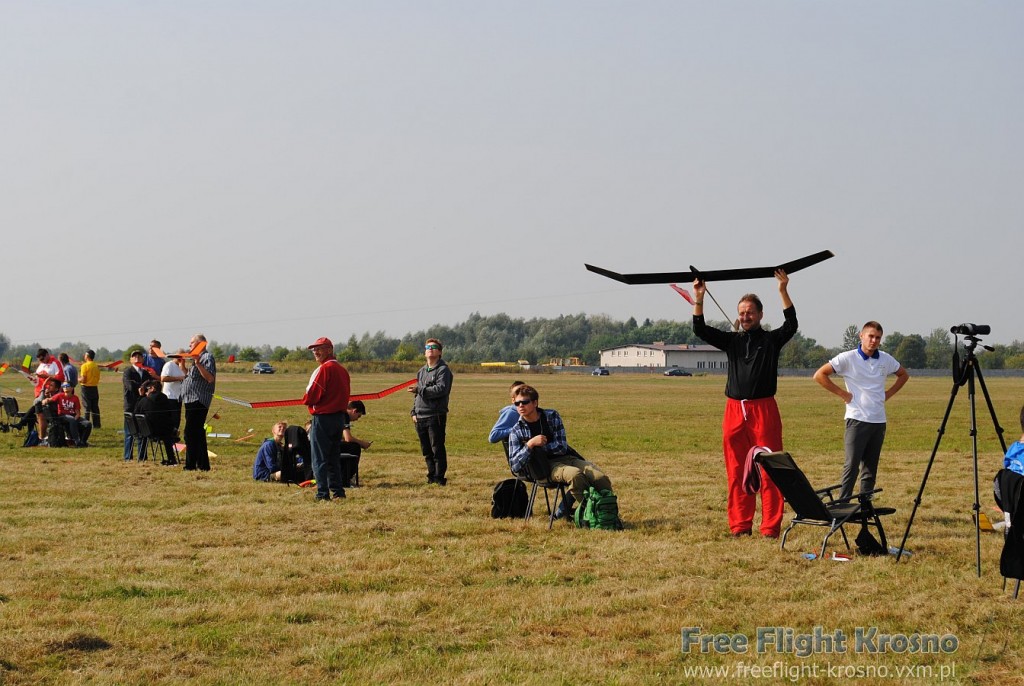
[584,250,834,285]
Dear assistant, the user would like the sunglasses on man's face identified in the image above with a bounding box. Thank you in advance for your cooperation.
[513,399,533,407]
[425,345,441,351]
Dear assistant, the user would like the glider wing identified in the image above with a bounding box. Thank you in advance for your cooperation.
[585,250,834,285]
[166,340,208,359]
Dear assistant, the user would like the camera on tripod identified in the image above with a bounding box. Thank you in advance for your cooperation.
[950,323,991,336]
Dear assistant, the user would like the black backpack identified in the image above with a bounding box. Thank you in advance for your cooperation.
[282,425,312,484]
[491,478,528,519]
[46,419,68,448]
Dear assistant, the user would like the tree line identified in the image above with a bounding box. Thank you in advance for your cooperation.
[4,315,1024,370]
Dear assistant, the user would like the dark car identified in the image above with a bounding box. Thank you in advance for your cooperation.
[663,368,692,377]
[592,367,610,376]
[252,362,276,375]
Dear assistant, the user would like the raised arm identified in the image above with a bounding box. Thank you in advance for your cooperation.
[776,268,793,310]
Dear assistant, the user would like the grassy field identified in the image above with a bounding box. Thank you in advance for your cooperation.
[1,369,1022,684]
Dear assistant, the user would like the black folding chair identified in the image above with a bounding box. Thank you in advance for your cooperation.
[994,469,1024,598]
[124,412,147,461]
[1,396,31,432]
[755,450,895,558]
[135,413,177,464]
[501,438,567,529]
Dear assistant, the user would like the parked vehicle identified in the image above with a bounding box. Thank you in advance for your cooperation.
[252,362,276,374]
[664,368,692,377]
[592,367,610,376]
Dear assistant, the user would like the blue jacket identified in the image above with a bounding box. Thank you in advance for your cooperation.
[1005,441,1024,476]
[253,438,280,481]
[488,405,519,444]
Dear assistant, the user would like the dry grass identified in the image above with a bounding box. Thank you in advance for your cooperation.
[1,370,1022,684]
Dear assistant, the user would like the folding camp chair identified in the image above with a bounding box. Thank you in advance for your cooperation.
[1,396,31,433]
[135,413,177,465]
[994,469,1024,598]
[754,451,895,558]
[501,438,567,529]
[124,412,147,461]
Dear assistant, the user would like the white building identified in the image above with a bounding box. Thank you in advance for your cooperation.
[598,342,728,371]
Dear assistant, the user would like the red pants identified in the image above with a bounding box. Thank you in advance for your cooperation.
[722,397,784,536]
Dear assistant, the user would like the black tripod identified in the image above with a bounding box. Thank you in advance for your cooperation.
[895,334,1007,576]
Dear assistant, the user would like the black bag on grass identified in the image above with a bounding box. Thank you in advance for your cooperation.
[855,524,886,556]
[491,478,528,519]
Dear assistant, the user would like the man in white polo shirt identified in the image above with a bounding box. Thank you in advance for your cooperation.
[813,321,910,501]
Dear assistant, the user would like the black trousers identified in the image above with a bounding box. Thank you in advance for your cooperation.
[415,414,448,481]
[81,386,101,428]
[183,401,210,470]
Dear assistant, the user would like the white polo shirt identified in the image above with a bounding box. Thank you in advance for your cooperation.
[829,347,902,423]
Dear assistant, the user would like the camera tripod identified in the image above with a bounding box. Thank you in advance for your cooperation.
[895,335,1007,576]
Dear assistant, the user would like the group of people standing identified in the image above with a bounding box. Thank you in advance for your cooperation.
[121,335,217,470]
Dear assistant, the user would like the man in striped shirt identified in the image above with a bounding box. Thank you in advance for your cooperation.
[181,333,217,471]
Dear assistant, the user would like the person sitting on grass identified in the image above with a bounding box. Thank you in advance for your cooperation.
[253,421,289,482]
[506,384,614,520]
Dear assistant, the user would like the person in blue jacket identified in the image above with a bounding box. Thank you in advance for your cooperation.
[488,380,527,444]
[1004,406,1024,476]
[253,421,288,482]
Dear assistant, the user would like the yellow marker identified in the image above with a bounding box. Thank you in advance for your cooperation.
[978,512,995,532]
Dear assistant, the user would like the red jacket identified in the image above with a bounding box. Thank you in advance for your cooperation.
[302,359,350,415]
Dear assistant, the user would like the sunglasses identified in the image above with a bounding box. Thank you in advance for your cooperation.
[424,345,441,351]
[513,399,533,407]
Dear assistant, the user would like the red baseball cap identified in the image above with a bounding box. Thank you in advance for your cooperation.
[307,337,333,349]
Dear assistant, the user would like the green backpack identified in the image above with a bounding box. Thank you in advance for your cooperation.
[574,487,623,530]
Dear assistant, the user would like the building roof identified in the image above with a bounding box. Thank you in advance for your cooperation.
[599,343,721,353]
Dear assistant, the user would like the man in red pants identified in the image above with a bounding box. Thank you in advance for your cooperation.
[692,269,797,538]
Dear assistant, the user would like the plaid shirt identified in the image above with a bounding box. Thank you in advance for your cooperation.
[181,351,216,407]
[507,407,568,475]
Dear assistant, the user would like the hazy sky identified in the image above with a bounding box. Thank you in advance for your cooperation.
[4,2,1021,352]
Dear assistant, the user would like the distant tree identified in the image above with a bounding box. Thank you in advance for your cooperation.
[237,347,261,362]
[882,331,905,355]
[841,325,860,350]
[977,345,1005,370]
[285,347,314,362]
[1005,353,1024,369]
[625,316,638,331]
[0,332,9,358]
[359,331,400,360]
[893,334,926,369]
[392,342,421,361]
[924,328,953,369]
[778,332,830,368]
[270,346,290,362]
[337,335,362,362]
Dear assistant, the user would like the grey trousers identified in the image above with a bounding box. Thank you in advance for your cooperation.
[840,419,887,501]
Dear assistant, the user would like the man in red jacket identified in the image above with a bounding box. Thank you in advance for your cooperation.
[302,337,351,501]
